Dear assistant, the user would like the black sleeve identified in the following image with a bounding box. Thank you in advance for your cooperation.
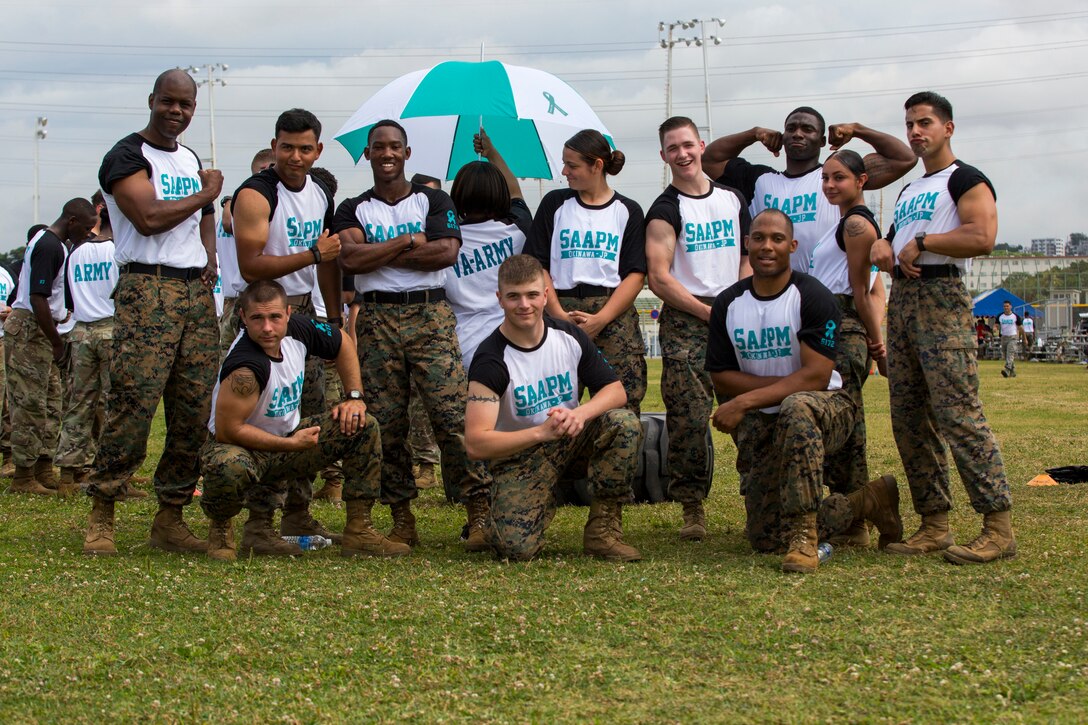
[552,319,618,394]
[795,274,842,362]
[311,175,336,233]
[508,198,533,236]
[467,335,510,397]
[705,284,745,372]
[287,314,343,361]
[728,187,751,254]
[949,163,996,204]
[524,191,566,269]
[98,136,150,194]
[341,274,355,292]
[27,235,65,296]
[645,191,681,238]
[421,187,462,243]
[188,146,215,217]
[219,337,272,391]
[716,157,773,206]
[616,196,647,278]
[234,170,278,221]
[885,187,908,243]
[332,196,364,234]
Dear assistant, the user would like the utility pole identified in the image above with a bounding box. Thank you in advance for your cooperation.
[187,63,227,168]
[33,116,47,224]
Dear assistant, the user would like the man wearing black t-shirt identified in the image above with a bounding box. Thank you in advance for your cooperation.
[465,254,641,562]
[706,210,901,573]
[5,199,97,495]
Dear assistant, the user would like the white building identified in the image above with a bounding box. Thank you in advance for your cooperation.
[1030,238,1066,256]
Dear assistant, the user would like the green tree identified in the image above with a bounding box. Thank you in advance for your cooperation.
[0,247,24,269]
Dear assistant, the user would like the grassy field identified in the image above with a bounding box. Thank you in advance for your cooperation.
[1,359,1086,723]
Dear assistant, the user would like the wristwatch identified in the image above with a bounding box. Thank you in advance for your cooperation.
[914,231,927,253]
[346,390,363,401]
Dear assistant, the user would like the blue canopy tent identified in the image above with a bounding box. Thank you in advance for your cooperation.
[972,288,1037,317]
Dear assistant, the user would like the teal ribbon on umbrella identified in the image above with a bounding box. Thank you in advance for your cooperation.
[542,91,568,117]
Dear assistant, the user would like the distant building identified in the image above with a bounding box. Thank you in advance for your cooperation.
[1067,234,1088,257]
[1031,238,1066,256]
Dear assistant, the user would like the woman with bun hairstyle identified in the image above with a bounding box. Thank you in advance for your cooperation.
[524,129,647,413]
[811,148,894,547]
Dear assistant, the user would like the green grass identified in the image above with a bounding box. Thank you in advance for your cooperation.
[1,359,1086,722]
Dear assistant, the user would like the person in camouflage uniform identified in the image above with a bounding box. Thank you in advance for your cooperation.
[871,92,1015,565]
[334,120,492,551]
[406,381,441,489]
[466,254,642,562]
[707,210,902,573]
[83,69,223,556]
[200,280,406,560]
[6,201,98,496]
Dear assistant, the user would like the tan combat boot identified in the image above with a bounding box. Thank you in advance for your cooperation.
[149,504,208,553]
[943,511,1017,565]
[342,499,411,557]
[280,503,343,545]
[781,512,820,574]
[387,500,419,547]
[413,462,439,489]
[83,498,117,556]
[122,477,149,500]
[0,454,14,478]
[312,476,343,504]
[844,474,903,549]
[57,467,83,497]
[206,518,236,561]
[7,465,56,496]
[679,501,707,541]
[885,512,953,555]
[240,509,302,556]
[829,520,870,548]
[583,498,641,562]
[34,457,59,490]
[463,494,491,553]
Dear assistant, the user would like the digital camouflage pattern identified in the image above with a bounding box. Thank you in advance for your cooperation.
[558,294,646,415]
[199,412,382,521]
[354,300,490,505]
[0,337,9,457]
[887,277,1011,515]
[218,295,240,362]
[280,297,326,512]
[658,304,715,503]
[407,377,440,465]
[489,409,641,560]
[822,303,870,496]
[318,338,345,486]
[55,319,113,469]
[3,310,62,467]
[736,389,858,552]
[1000,335,1018,376]
[85,273,218,505]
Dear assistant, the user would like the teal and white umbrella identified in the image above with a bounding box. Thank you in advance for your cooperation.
[334,60,613,181]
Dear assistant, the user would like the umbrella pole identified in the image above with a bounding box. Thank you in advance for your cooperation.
[478,42,485,161]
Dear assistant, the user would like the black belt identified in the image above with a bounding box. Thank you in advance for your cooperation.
[284,293,312,309]
[893,264,961,279]
[360,288,446,305]
[121,263,204,281]
[556,284,612,299]
[835,294,856,311]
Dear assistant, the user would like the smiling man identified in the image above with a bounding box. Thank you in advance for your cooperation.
[465,254,641,562]
[707,209,901,573]
[333,120,492,550]
[645,116,752,541]
[230,108,344,544]
[84,69,223,556]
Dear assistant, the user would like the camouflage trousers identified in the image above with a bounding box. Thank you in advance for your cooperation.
[0,337,9,457]
[55,318,112,469]
[737,389,858,553]
[3,310,63,467]
[658,304,715,503]
[218,296,240,362]
[200,412,382,521]
[281,297,326,511]
[355,300,490,504]
[823,301,871,496]
[559,295,646,415]
[1000,336,1018,374]
[490,409,641,560]
[317,314,345,484]
[86,273,218,505]
[407,377,440,465]
[887,277,1010,515]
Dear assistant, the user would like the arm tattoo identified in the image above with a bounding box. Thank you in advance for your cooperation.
[844,216,868,238]
[229,369,258,397]
[468,393,499,403]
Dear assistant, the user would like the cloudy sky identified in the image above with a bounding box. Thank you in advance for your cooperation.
[1,0,1085,251]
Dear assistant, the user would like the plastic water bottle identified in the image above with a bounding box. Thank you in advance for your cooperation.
[817,542,833,563]
[281,535,333,551]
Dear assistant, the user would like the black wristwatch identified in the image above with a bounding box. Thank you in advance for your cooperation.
[328,316,343,329]
[914,232,927,253]
[345,390,363,401]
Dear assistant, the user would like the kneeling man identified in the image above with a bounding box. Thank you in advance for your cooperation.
[706,210,901,573]
[200,279,409,560]
[465,255,642,562]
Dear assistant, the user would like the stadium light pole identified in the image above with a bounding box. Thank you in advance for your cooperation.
[659,18,724,185]
[187,64,228,169]
[33,116,47,224]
